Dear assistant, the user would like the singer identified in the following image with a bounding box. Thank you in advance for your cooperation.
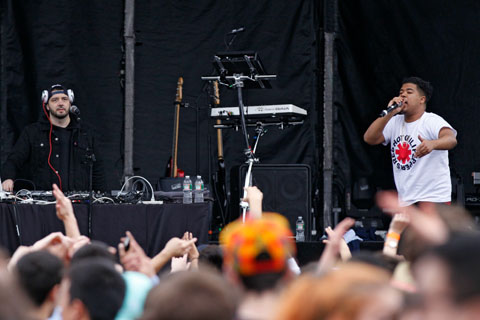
[1,84,106,192]
[364,77,457,206]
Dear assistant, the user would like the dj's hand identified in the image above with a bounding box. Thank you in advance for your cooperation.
[2,179,13,192]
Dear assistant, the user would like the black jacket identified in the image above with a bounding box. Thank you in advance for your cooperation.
[1,115,106,191]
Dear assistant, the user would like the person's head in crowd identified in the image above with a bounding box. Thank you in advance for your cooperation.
[397,293,424,320]
[141,270,238,320]
[275,262,401,320]
[412,233,480,320]
[198,244,223,272]
[435,203,477,234]
[220,213,296,293]
[0,247,9,269]
[15,250,63,318]
[0,268,32,319]
[398,204,476,263]
[70,241,117,266]
[59,258,125,320]
[332,282,403,320]
[397,226,428,263]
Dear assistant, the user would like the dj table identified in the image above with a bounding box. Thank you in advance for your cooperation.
[0,202,211,256]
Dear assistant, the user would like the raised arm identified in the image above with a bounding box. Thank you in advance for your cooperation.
[317,217,355,274]
[383,213,409,258]
[151,236,197,273]
[243,186,263,219]
[363,97,404,145]
[53,183,81,239]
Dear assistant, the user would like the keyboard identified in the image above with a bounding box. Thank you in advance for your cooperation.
[211,104,307,118]
[210,104,307,127]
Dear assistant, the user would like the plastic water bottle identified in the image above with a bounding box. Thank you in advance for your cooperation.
[194,175,204,203]
[183,176,192,204]
[296,216,305,242]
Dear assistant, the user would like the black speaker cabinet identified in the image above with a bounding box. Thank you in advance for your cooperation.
[230,164,312,240]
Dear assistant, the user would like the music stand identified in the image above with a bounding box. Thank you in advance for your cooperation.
[213,51,272,89]
[202,51,276,222]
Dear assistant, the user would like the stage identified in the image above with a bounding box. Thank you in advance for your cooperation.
[0,202,211,256]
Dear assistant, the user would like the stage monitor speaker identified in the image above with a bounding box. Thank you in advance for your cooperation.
[230,164,311,240]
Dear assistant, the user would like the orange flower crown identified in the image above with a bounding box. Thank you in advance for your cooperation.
[220,213,296,276]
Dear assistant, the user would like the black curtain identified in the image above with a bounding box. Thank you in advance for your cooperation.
[335,0,480,202]
[0,0,320,192]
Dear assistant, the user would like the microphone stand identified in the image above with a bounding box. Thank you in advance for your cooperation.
[85,151,96,237]
[201,73,276,222]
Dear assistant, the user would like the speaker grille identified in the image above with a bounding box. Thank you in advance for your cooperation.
[231,164,311,240]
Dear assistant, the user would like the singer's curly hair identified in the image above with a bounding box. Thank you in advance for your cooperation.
[402,77,433,102]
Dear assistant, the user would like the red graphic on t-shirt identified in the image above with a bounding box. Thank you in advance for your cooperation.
[395,142,412,164]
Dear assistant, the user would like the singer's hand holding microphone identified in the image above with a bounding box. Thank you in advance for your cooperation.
[379,97,404,117]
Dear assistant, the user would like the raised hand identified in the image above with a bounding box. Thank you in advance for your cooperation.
[170,254,189,273]
[182,232,199,260]
[389,213,410,234]
[53,183,81,238]
[376,191,448,245]
[243,186,263,219]
[163,237,197,258]
[118,231,155,277]
[317,217,355,273]
[151,236,198,273]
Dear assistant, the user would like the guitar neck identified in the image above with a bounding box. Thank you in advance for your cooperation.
[216,119,224,160]
[171,77,183,177]
[172,104,180,177]
[213,81,224,161]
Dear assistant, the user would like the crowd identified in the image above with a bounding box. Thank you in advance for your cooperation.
[0,184,479,320]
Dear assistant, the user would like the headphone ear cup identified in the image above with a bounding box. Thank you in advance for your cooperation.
[67,89,74,103]
[41,90,48,104]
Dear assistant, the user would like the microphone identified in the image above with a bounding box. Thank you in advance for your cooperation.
[379,101,403,117]
[228,27,245,35]
[70,105,80,116]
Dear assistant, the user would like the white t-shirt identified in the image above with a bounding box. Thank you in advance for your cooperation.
[382,112,456,206]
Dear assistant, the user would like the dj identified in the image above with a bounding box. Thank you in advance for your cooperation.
[1,84,106,192]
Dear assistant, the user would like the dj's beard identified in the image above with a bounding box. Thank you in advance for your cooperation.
[49,108,70,120]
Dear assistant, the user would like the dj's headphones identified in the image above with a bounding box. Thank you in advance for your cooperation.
[41,84,75,104]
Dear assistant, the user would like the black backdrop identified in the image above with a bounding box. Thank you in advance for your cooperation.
[334,0,480,206]
[0,0,321,193]
[2,0,480,223]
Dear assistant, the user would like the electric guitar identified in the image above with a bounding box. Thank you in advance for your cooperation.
[166,77,185,177]
[213,81,227,212]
